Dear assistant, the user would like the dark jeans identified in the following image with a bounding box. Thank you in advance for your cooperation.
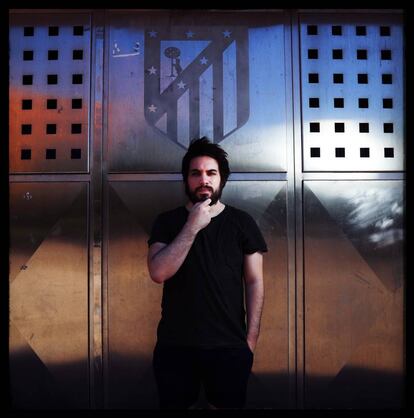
[152,343,254,409]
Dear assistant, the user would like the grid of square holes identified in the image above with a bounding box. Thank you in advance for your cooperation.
[300,14,404,171]
[9,13,91,173]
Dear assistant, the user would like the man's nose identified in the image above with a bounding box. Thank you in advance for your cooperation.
[199,174,210,184]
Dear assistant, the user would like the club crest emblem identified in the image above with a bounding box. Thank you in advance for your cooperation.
[144,27,249,148]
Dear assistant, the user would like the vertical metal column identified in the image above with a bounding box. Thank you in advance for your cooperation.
[290,10,306,409]
[284,11,301,409]
[89,10,105,408]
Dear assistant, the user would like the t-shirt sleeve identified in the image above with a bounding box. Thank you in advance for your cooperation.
[147,213,171,247]
[239,211,268,254]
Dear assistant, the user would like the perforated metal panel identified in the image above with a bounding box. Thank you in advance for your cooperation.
[300,14,404,171]
[9,13,91,173]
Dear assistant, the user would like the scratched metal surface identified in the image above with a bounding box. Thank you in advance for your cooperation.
[9,182,89,408]
[106,11,289,172]
[106,180,289,408]
[303,180,404,408]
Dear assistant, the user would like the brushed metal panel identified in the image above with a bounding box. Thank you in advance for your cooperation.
[9,13,91,173]
[9,182,89,408]
[107,11,288,172]
[300,13,404,171]
[107,180,288,408]
[303,180,404,408]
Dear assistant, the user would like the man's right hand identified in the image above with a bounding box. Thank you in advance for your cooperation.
[186,198,212,233]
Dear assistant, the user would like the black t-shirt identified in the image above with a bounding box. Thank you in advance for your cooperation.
[148,205,268,348]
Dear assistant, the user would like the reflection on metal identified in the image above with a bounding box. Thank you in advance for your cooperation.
[106,181,289,408]
[303,180,404,408]
[305,181,404,291]
[9,13,91,173]
[300,13,404,171]
[107,11,288,172]
[9,182,89,408]
[9,8,405,411]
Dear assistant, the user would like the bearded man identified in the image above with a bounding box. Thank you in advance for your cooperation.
[147,137,267,409]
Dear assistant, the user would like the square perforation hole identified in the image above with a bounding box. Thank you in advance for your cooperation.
[310,147,320,157]
[22,99,32,110]
[382,74,393,84]
[334,98,344,108]
[47,99,58,109]
[48,50,59,60]
[23,50,34,61]
[71,123,82,134]
[359,123,369,133]
[384,148,394,158]
[48,26,59,36]
[308,73,319,83]
[307,25,318,35]
[332,49,343,59]
[24,26,34,36]
[381,49,392,60]
[46,124,57,134]
[357,49,367,60]
[46,149,56,159]
[21,149,31,160]
[71,148,82,159]
[358,73,368,84]
[335,122,345,133]
[333,73,344,84]
[356,26,367,36]
[22,75,33,85]
[72,98,83,109]
[383,98,393,108]
[335,148,345,157]
[21,124,32,135]
[47,74,58,85]
[383,123,394,133]
[358,98,369,108]
[309,122,320,132]
[308,49,318,59]
[332,25,342,36]
[73,26,84,36]
[309,98,319,108]
[72,49,84,60]
[380,26,391,36]
[360,148,370,158]
[72,74,83,84]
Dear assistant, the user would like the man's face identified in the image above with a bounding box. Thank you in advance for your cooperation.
[186,156,223,205]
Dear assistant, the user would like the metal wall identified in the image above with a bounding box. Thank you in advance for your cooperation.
[9,9,405,409]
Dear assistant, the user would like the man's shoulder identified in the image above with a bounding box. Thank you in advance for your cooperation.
[225,205,256,223]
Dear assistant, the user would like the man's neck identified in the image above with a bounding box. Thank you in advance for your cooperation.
[186,200,226,217]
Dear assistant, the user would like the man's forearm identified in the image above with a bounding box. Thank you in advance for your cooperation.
[149,223,197,283]
[245,280,264,350]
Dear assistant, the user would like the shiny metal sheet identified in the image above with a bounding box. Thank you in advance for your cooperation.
[107,180,288,408]
[303,180,404,408]
[300,13,404,171]
[9,182,89,408]
[106,11,288,172]
[9,13,91,173]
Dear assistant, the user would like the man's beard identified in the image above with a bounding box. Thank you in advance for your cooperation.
[185,184,223,206]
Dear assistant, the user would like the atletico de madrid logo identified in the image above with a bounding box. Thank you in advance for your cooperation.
[144,27,250,148]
